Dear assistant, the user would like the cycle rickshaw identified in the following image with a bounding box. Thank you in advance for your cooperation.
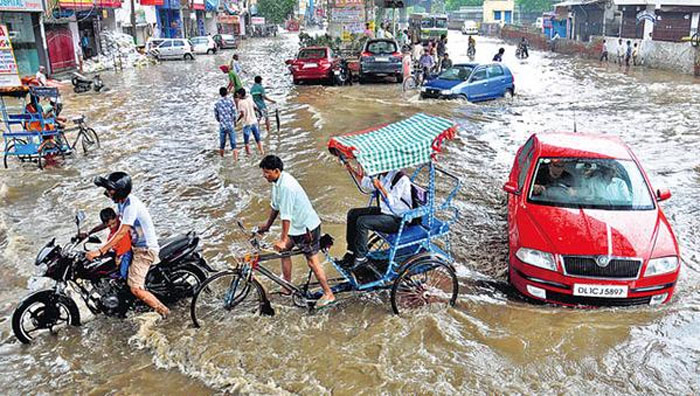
[1,85,100,169]
[190,113,462,326]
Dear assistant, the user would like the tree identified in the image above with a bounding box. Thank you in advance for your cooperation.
[445,0,483,11]
[515,0,554,13]
[257,0,297,24]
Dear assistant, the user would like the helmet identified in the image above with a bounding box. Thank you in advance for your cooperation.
[94,172,132,202]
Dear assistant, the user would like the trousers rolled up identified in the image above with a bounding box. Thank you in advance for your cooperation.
[346,207,401,259]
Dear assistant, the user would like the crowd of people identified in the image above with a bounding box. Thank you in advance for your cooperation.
[600,38,643,68]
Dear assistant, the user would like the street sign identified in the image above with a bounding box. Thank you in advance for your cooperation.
[0,24,21,87]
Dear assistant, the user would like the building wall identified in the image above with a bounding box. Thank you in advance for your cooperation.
[483,0,514,24]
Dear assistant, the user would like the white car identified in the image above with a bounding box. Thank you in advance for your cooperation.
[462,20,479,35]
[151,38,195,60]
[191,36,218,54]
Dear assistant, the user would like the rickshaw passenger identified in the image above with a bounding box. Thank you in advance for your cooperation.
[343,164,413,269]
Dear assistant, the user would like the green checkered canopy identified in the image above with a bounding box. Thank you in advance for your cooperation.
[328,113,457,176]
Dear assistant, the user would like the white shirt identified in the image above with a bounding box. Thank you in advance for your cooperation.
[270,171,321,236]
[35,71,47,86]
[361,171,412,216]
[238,96,258,126]
[118,195,159,250]
[377,28,385,39]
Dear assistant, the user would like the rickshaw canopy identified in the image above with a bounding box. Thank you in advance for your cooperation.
[328,113,457,176]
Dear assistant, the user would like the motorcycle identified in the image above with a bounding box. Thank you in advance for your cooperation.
[71,72,104,94]
[515,44,529,59]
[467,45,476,58]
[333,59,352,86]
[12,211,214,344]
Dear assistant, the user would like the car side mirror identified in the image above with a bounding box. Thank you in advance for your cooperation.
[503,181,520,195]
[285,59,293,65]
[657,188,671,202]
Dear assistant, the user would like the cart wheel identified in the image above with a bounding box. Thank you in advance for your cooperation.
[190,270,267,328]
[402,76,417,92]
[80,128,100,154]
[390,257,458,315]
[3,143,14,169]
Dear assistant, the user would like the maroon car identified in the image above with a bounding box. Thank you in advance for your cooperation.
[285,46,338,85]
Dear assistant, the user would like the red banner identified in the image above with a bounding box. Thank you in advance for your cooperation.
[139,0,164,5]
[58,0,123,8]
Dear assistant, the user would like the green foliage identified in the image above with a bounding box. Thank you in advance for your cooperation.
[445,0,483,11]
[298,32,367,55]
[515,0,554,13]
[257,0,296,24]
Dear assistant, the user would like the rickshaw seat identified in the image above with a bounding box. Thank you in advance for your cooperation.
[377,217,448,247]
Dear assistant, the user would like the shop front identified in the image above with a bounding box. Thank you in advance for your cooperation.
[0,0,48,76]
[217,13,240,35]
[157,0,183,38]
[56,0,122,60]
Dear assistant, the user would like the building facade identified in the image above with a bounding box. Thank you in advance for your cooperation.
[0,0,48,76]
[483,0,515,24]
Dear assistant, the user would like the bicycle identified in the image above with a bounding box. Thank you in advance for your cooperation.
[402,62,427,92]
[190,221,341,327]
[59,115,100,154]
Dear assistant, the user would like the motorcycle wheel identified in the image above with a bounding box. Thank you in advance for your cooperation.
[12,290,81,344]
[166,264,208,300]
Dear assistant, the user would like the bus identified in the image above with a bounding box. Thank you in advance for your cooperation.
[409,13,448,44]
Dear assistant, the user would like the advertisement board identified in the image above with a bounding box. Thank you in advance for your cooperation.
[0,0,43,12]
[0,25,21,87]
[251,16,265,25]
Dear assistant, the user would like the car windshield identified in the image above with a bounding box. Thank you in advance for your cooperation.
[528,158,655,210]
[438,65,473,81]
[298,48,326,59]
[191,38,207,44]
[421,19,434,28]
[436,18,448,28]
[366,41,397,54]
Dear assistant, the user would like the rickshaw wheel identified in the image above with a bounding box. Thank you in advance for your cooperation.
[80,128,100,154]
[3,143,14,169]
[390,257,458,315]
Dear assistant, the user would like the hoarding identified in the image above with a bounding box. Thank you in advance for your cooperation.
[0,0,43,12]
[0,25,21,87]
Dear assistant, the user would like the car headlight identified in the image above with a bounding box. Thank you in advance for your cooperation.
[644,256,679,277]
[515,248,557,271]
[440,90,452,95]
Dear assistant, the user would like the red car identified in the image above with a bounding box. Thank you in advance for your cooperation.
[285,46,337,85]
[504,133,680,307]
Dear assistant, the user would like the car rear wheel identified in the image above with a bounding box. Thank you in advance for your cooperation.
[504,88,514,101]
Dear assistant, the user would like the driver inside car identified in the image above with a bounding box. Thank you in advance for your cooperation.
[532,159,575,196]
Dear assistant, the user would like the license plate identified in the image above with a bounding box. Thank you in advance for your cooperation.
[573,284,628,298]
[303,63,318,68]
[333,70,340,75]
[375,57,389,62]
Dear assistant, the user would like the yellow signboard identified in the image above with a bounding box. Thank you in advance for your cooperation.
[0,24,21,87]
[341,30,352,42]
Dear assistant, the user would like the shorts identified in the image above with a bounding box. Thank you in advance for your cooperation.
[127,247,158,289]
[219,125,236,150]
[118,250,133,279]
[243,124,261,144]
[284,225,321,259]
[257,106,269,120]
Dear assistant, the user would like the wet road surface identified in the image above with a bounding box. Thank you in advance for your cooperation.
[0,31,699,394]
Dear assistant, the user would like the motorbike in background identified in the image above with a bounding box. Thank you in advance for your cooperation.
[333,59,352,86]
[11,211,213,344]
[72,72,104,93]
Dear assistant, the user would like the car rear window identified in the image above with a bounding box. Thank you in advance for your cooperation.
[299,48,327,59]
[191,38,207,44]
[222,35,235,40]
[366,41,397,54]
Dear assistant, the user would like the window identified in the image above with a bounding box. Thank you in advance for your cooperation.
[487,65,504,78]
[435,18,448,28]
[527,158,655,210]
[159,40,172,48]
[298,48,327,59]
[470,69,487,82]
[366,40,397,54]
[438,65,474,81]
[173,40,184,47]
[494,11,502,21]
[516,138,535,189]
[421,18,435,28]
[504,11,512,23]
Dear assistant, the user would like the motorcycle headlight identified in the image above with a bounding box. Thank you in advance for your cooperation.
[644,256,679,277]
[515,248,557,271]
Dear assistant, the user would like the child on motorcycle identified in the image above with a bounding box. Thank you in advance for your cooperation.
[100,208,132,279]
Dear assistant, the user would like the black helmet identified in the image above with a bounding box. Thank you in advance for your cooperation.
[94,172,132,202]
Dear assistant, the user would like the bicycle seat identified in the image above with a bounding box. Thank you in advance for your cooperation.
[71,115,85,124]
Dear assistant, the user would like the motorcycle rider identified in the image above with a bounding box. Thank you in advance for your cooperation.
[468,35,476,56]
[518,37,529,58]
[86,172,170,317]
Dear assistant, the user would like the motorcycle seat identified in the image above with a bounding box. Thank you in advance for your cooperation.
[158,233,193,262]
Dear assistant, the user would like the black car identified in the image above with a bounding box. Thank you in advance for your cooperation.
[213,34,238,49]
[359,39,403,83]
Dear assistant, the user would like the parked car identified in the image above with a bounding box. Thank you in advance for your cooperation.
[462,20,479,35]
[145,38,165,53]
[285,46,338,85]
[213,34,238,49]
[420,63,514,101]
[151,38,195,60]
[358,39,403,83]
[191,36,217,54]
[504,133,680,307]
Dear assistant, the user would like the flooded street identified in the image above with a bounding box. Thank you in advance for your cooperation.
[1,30,699,394]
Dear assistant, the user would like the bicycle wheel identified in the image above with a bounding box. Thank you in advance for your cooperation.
[190,270,266,328]
[3,143,14,169]
[80,127,100,154]
[391,257,458,315]
[402,76,417,92]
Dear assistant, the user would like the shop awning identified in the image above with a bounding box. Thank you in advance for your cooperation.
[58,0,123,9]
[327,113,457,176]
[140,0,165,6]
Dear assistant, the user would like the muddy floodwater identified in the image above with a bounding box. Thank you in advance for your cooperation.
[1,31,699,394]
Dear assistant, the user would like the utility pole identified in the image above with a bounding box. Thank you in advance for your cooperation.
[130,0,137,43]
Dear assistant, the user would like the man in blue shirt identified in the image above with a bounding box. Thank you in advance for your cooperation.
[214,87,238,160]
[257,155,336,309]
